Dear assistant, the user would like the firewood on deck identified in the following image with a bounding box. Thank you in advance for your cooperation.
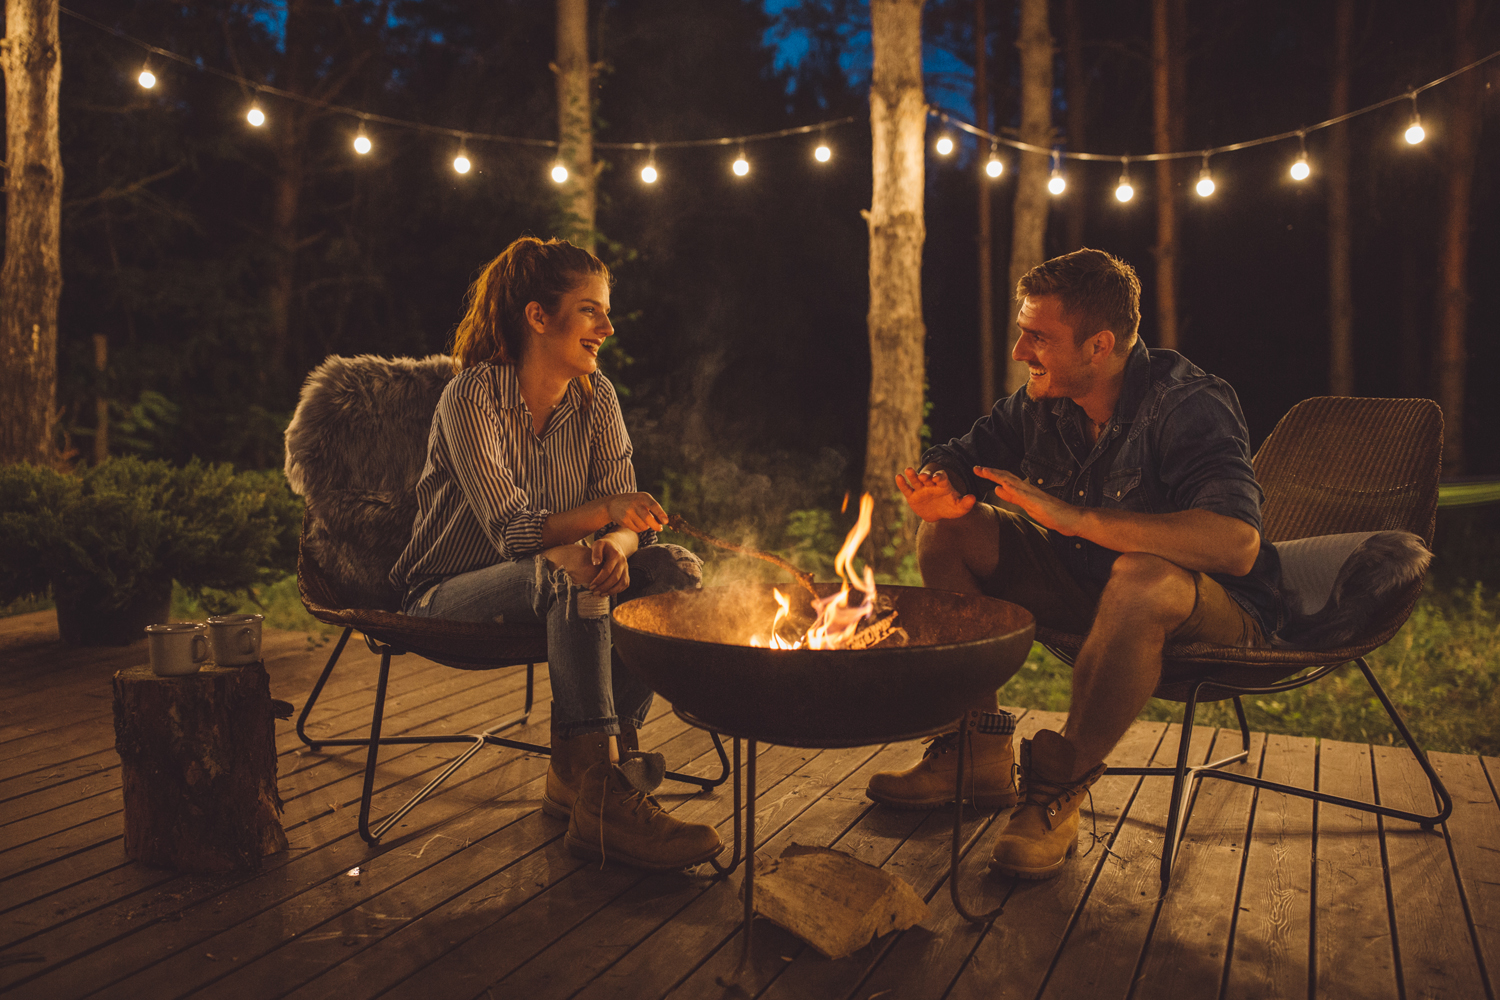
[748,844,930,960]
[112,661,288,872]
[665,514,819,601]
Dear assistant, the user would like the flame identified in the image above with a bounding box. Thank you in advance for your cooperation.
[749,493,878,650]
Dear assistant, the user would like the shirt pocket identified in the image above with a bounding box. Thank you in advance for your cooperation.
[1019,456,1074,502]
[1103,467,1145,509]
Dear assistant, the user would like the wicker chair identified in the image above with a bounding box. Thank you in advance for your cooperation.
[285,355,728,846]
[1035,397,1453,888]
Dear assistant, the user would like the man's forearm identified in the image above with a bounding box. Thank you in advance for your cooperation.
[1074,507,1260,577]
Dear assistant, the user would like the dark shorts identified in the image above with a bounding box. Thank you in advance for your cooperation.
[976,507,1267,650]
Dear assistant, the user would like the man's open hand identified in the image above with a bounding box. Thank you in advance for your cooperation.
[977,467,1085,536]
[895,467,977,523]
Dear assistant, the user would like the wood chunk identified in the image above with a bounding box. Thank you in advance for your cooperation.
[748,843,929,960]
[112,661,288,872]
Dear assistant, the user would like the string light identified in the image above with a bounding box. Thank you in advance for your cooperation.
[1196,155,1216,197]
[551,162,569,183]
[353,129,372,155]
[453,150,472,174]
[641,145,658,184]
[1289,132,1310,180]
[985,143,1004,178]
[935,133,955,156]
[732,146,750,176]
[246,103,265,127]
[1115,159,1134,202]
[814,127,832,163]
[1404,94,1425,144]
[1047,151,1066,195]
[137,65,156,89]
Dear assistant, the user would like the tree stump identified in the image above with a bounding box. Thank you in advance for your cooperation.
[112,662,288,872]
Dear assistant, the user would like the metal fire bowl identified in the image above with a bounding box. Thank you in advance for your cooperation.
[611,583,1035,749]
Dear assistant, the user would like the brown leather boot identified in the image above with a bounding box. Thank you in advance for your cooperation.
[989,729,1106,880]
[865,709,1020,810]
[565,754,723,870]
[542,722,611,820]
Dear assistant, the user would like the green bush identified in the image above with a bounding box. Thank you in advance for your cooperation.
[0,457,302,614]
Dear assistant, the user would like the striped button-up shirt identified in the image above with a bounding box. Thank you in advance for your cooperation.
[390,363,655,592]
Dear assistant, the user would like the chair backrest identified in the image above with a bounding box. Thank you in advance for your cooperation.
[1253,397,1442,547]
[284,354,455,611]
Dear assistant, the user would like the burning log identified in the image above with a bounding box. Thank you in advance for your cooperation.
[666,514,819,601]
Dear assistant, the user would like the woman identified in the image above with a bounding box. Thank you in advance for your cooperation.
[390,236,719,871]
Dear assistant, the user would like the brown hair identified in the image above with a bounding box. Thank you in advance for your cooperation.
[1016,248,1141,355]
[450,238,612,403]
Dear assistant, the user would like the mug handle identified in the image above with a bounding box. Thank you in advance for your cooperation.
[192,634,210,664]
[238,626,255,654]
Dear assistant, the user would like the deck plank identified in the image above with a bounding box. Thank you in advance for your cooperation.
[1373,743,1488,1000]
[1432,751,1499,1000]
[1223,732,1316,1000]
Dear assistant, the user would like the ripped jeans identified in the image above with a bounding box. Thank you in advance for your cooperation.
[402,544,703,739]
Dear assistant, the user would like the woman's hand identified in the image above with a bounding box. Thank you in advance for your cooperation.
[604,492,668,533]
[542,538,632,596]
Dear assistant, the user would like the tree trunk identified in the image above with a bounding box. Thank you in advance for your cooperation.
[1063,0,1087,252]
[1005,0,1054,394]
[1437,0,1480,476]
[92,333,108,462]
[1151,0,1184,350]
[555,0,596,250]
[864,0,927,571]
[266,0,312,390]
[1327,0,1354,396]
[0,0,62,466]
[976,0,996,413]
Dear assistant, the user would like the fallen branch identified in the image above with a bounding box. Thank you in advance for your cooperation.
[666,514,819,601]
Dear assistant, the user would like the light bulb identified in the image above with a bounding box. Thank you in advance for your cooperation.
[1115,181,1134,202]
[1405,122,1425,145]
[1048,173,1066,196]
[1196,173,1215,197]
[551,163,569,183]
[641,164,658,184]
[935,135,955,156]
[814,144,831,163]
[138,69,157,89]
[1290,157,1310,181]
[246,106,265,127]
[732,156,750,176]
[453,154,471,174]
[353,134,372,155]
[986,157,1004,178]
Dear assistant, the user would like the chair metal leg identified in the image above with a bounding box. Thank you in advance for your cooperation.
[296,626,355,751]
[1232,696,1251,752]
[357,647,395,845]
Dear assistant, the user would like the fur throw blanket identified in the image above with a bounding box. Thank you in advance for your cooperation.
[1272,530,1432,650]
[284,354,455,610]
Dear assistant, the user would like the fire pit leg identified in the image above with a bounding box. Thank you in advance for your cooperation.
[717,738,757,988]
[950,714,1006,923]
[707,737,744,878]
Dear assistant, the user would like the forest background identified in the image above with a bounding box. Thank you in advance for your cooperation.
[5,0,1500,751]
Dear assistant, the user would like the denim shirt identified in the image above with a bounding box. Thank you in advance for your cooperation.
[921,341,1283,633]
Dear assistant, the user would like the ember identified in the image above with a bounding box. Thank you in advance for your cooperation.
[750,493,904,650]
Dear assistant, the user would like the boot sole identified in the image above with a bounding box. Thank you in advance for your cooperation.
[988,840,1076,880]
[540,794,572,820]
[563,831,724,871]
[866,789,1020,811]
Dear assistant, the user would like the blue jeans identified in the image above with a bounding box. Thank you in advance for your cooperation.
[403,544,702,738]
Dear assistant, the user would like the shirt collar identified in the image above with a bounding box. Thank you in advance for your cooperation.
[1114,338,1152,425]
[489,363,581,433]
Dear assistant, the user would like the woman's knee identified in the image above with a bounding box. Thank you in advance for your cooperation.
[626,544,703,598]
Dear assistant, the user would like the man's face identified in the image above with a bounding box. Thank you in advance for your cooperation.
[1012,294,1097,401]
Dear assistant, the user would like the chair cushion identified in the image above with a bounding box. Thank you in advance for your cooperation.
[1272,530,1430,650]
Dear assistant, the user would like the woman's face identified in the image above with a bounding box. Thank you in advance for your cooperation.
[524,273,613,380]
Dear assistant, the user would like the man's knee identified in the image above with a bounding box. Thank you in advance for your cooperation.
[1103,553,1196,624]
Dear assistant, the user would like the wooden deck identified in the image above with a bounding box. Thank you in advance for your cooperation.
[2,610,1496,1000]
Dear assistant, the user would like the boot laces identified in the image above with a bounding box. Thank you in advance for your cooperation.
[920,730,960,759]
[595,771,664,870]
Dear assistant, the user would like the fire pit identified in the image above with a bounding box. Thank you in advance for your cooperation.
[612,582,1034,747]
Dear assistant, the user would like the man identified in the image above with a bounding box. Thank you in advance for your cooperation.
[866,248,1280,880]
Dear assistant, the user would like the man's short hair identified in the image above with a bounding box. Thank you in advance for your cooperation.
[1016,249,1141,354]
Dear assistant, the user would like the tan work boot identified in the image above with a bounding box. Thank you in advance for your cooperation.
[542,722,612,819]
[565,753,723,870]
[989,729,1106,880]
[865,709,1020,810]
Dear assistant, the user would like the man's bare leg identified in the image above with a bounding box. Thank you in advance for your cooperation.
[916,507,1006,712]
[1062,553,1196,778]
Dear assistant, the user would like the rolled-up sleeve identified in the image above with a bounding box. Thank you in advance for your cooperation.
[440,385,551,559]
[921,390,1028,498]
[1156,381,1263,532]
[585,379,657,549]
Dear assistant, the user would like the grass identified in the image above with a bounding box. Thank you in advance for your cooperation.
[999,582,1500,756]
